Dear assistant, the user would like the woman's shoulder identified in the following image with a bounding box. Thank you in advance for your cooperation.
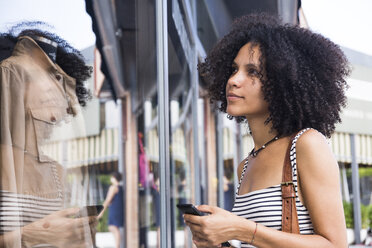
[109,185,120,193]
[294,128,328,152]
[295,128,338,174]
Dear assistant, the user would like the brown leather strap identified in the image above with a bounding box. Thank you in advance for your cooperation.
[281,135,300,234]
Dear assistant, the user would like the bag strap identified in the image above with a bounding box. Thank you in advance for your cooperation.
[281,135,300,234]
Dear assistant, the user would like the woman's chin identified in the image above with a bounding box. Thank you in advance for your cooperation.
[226,109,244,117]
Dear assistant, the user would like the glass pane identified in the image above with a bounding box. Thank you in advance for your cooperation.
[0,10,104,247]
[138,98,160,248]
[168,12,193,245]
[215,116,242,210]
[135,0,160,247]
[197,98,208,205]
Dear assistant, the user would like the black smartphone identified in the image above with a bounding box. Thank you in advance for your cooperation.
[176,203,205,216]
[176,203,231,247]
[75,205,103,218]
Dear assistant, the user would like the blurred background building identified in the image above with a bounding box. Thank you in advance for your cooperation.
[1,0,371,247]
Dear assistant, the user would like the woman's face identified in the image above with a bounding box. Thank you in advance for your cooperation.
[225,42,269,119]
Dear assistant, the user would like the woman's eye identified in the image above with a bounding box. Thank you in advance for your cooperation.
[231,67,238,74]
[248,68,260,77]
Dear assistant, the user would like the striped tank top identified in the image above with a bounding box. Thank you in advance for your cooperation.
[231,129,314,247]
[0,190,63,234]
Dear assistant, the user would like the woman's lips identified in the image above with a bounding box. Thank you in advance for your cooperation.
[227,94,243,101]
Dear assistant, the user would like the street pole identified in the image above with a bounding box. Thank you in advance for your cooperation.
[217,113,224,209]
[117,99,126,248]
[156,0,171,247]
[350,133,362,244]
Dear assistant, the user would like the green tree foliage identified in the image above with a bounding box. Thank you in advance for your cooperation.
[343,201,372,229]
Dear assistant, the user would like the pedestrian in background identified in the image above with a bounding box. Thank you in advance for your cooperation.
[98,172,124,248]
[184,13,349,247]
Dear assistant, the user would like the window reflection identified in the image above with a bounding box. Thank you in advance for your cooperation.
[0,26,98,247]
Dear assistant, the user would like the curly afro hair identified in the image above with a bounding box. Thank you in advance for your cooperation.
[199,13,350,138]
[0,21,92,107]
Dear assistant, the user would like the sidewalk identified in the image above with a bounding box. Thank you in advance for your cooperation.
[96,232,372,248]
[96,231,186,248]
[96,232,115,248]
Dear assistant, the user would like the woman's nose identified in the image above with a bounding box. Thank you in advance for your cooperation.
[227,72,242,88]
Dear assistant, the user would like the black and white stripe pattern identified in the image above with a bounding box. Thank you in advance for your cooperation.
[232,129,314,247]
[0,190,63,234]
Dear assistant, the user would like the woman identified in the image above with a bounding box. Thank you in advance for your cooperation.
[98,172,124,248]
[184,13,349,247]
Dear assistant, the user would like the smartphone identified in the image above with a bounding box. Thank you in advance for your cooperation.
[176,203,205,216]
[177,203,231,247]
[75,205,103,218]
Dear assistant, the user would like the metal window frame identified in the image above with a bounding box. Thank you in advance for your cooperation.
[157,0,204,247]
[156,1,171,247]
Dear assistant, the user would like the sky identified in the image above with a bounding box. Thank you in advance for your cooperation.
[0,0,371,55]
[0,0,95,50]
[302,0,372,56]
[301,0,372,101]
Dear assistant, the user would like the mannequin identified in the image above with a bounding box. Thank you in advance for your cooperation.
[0,26,94,247]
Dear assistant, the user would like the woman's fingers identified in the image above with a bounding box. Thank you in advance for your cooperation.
[183,213,204,225]
[187,222,204,235]
[54,207,80,217]
[68,217,97,242]
[183,205,231,247]
[196,204,215,214]
[192,235,208,245]
[74,216,98,227]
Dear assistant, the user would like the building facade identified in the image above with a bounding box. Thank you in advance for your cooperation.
[85,0,372,247]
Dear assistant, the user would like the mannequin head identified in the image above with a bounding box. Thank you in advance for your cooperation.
[0,21,92,107]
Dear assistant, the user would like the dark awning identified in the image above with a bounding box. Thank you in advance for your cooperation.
[85,0,126,99]
[198,0,300,52]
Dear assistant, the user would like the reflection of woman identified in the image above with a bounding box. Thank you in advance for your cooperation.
[184,13,349,247]
[0,26,94,247]
[98,172,124,248]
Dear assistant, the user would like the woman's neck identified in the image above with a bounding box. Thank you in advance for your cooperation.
[247,114,277,150]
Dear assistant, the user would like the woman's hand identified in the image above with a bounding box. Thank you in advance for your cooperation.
[183,205,242,248]
[97,209,104,220]
[22,208,97,248]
